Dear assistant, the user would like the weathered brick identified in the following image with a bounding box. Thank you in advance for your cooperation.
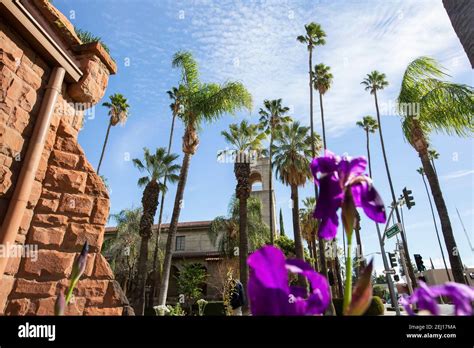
[7,106,30,135]
[93,253,113,279]
[35,297,56,315]
[32,213,69,227]
[5,298,30,316]
[0,122,25,156]
[19,208,34,235]
[13,279,58,298]
[18,84,37,112]
[36,197,60,213]
[64,296,86,315]
[27,179,43,208]
[16,62,42,90]
[0,275,15,313]
[50,150,79,169]
[0,165,12,195]
[28,225,66,247]
[64,223,104,251]
[44,166,87,193]
[91,197,109,224]
[58,193,93,216]
[83,306,123,316]
[22,250,75,279]
[75,279,109,298]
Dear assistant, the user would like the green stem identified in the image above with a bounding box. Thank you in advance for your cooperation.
[65,278,79,305]
[343,231,353,314]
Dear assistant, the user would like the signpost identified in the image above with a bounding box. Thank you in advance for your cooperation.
[385,223,403,239]
[383,269,396,275]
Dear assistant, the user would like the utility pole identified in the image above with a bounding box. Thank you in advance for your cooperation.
[456,207,473,252]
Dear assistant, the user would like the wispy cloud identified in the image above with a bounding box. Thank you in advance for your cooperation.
[442,169,474,181]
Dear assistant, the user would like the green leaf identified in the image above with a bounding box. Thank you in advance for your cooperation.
[345,260,373,316]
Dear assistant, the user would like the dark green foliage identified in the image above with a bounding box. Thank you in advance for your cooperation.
[75,27,110,54]
[191,301,226,316]
[364,296,385,316]
[332,296,385,316]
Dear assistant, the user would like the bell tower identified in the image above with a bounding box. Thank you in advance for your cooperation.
[249,156,277,238]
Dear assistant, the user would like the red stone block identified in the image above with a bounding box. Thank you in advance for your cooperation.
[58,193,93,216]
[22,250,75,279]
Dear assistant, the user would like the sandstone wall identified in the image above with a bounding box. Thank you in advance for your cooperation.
[0,2,131,315]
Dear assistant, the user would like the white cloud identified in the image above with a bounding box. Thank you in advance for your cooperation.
[441,169,474,181]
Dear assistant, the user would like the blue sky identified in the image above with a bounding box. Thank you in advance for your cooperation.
[54,0,473,274]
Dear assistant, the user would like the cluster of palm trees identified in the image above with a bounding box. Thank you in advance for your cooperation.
[98,23,472,315]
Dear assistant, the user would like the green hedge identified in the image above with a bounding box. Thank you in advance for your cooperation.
[332,296,385,316]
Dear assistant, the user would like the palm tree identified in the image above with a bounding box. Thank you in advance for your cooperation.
[299,196,319,271]
[416,167,451,281]
[428,148,440,176]
[258,99,292,244]
[297,22,326,157]
[272,122,318,265]
[397,57,472,284]
[220,120,266,312]
[148,86,184,309]
[132,148,180,314]
[297,23,332,308]
[158,51,252,307]
[97,93,130,174]
[362,70,418,289]
[356,116,379,175]
[208,196,270,257]
[313,63,333,148]
[105,208,142,296]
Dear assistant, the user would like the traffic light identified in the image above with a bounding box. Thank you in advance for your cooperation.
[388,252,398,268]
[414,254,426,272]
[399,260,405,276]
[393,274,400,282]
[403,187,415,209]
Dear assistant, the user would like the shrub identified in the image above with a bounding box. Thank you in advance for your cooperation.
[364,296,385,316]
[192,301,226,316]
[332,296,385,316]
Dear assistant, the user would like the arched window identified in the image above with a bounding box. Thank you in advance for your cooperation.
[249,171,263,191]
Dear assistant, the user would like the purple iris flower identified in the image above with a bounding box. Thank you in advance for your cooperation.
[311,150,386,239]
[247,246,330,316]
[401,282,474,316]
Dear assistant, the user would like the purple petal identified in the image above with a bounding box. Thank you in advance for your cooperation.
[247,246,293,315]
[351,181,386,223]
[310,151,339,181]
[338,156,367,185]
[314,173,342,239]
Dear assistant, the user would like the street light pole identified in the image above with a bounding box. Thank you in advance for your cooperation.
[375,221,400,316]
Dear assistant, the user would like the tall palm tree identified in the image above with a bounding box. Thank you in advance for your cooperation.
[397,56,473,284]
[354,116,379,267]
[208,196,270,257]
[97,93,130,174]
[297,22,326,157]
[272,122,318,265]
[313,63,333,148]
[132,148,180,315]
[158,51,252,307]
[297,23,332,308]
[416,167,451,281]
[258,99,292,244]
[362,70,418,289]
[299,196,319,271]
[279,208,285,237]
[148,86,184,309]
[220,120,266,312]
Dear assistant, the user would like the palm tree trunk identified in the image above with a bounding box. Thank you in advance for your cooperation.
[97,120,112,175]
[291,184,306,287]
[291,185,305,261]
[311,234,319,271]
[148,113,177,309]
[235,161,251,314]
[135,235,150,315]
[373,90,418,289]
[419,151,466,284]
[354,211,365,277]
[319,92,327,149]
[366,129,372,177]
[134,181,160,315]
[158,152,192,306]
[269,133,275,244]
[421,173,451,281]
